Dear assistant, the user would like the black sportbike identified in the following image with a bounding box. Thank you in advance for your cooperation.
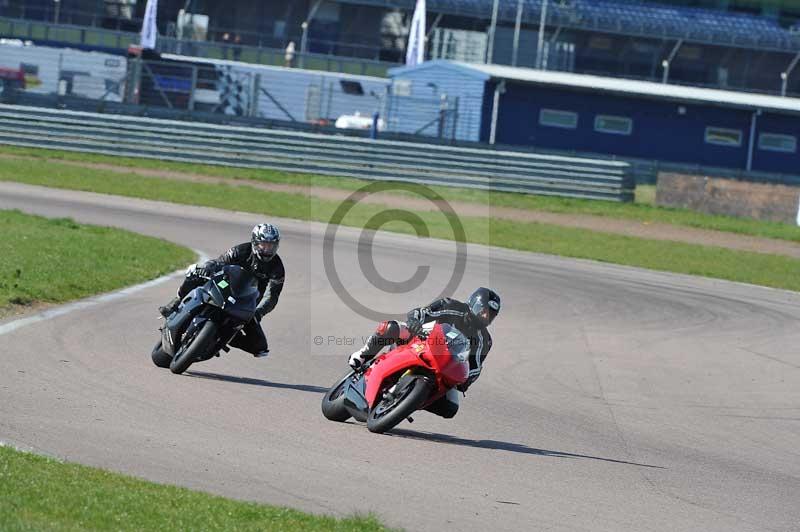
[151,265,260,374]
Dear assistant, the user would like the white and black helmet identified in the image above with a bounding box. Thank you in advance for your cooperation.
[467,287,501,328]
[251,223,280,262]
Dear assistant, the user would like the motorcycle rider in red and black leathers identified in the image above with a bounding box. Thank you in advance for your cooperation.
[348,287,501,419]
[159,224,285,358]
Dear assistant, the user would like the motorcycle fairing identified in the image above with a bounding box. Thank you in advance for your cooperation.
[361,324,470,409]
[427,326,470,388]
[161,287,210,356]
[363,342,431,408]
[209,267,259,321]
[343,374,369,422]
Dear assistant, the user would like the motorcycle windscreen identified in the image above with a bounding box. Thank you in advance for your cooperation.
[224,292,259,321]
[429,323,470,386]
[220,265,260,321]
[223,265,259,299]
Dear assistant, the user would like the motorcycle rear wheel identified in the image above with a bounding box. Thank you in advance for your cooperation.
[321,371,355,422]
[170,321,217,375]
[366,376,431,434]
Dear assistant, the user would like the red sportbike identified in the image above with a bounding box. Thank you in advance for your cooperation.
[321,322,470,433]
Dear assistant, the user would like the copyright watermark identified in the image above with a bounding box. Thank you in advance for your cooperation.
[313,335,370,347]
[323,181,467,322]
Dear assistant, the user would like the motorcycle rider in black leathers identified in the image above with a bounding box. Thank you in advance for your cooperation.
[159,223,285,358]
[348,287,501,419]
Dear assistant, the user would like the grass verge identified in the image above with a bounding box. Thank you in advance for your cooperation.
[0,209,194,313]
[0,445,389,531]
[3,145,800,243]
[2,158,799,292]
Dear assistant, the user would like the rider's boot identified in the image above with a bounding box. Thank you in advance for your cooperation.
[159,296,180,318]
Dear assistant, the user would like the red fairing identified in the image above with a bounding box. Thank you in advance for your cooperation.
[423,324,469,388]
[363,324,469,408]
[364,342,428,407]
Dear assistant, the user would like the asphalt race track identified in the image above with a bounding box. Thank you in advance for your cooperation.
[2,182,799,532]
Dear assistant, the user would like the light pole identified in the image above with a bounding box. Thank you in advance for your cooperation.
[511,0,523,67]
[780,51,800,96]
[661,39,683,84]
[300,22,309,68]
[489,80,506,145]
[486,0,499,64]
[536,0,549,69]
[53,0,61,25]
[300,0,323,69]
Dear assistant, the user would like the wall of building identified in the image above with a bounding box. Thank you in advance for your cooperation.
[751,112,800,174]
[0,42,127,101]
[389,64,486,141]
[172,56,390,123]
[492,82,800,174]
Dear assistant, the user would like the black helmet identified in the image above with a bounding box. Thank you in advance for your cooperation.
[251,223,280,262]
[467,287,501,328]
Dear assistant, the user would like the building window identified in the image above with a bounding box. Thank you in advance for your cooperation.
[758,133,797,153]
[594,115,632,135]
[588,36,612,50]
[393,79,412,96]
[539,109,578,129]
[705,127,742,147]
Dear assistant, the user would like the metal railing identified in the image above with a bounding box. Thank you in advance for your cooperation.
[0,16,396,78]
[0,3,388,56]
[339,0,800,53]
[0,104,635,202]
[0,43,469,143]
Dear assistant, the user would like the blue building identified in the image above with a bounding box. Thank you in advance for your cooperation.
[389,60,800,175]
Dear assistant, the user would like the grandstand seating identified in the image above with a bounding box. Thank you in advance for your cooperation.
[336,0,800,51]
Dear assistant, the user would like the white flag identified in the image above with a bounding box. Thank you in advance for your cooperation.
[140,0,159,50]
[405,0,426,66]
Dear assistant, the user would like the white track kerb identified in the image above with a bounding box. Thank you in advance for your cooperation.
[0,251,208,337]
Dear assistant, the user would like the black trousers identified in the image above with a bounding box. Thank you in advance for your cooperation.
[425,388,460,419]
[229,319,269,355]
[178,277,268,355]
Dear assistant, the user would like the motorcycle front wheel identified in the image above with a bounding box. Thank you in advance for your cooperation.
[170,321,217,375]
[366,375,431,434]
[151,340,172,368]
[321,371,355,422]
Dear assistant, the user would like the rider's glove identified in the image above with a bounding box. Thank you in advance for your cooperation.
[189,263,211,279]
[406,318,424,338]
[349,351,366,370]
